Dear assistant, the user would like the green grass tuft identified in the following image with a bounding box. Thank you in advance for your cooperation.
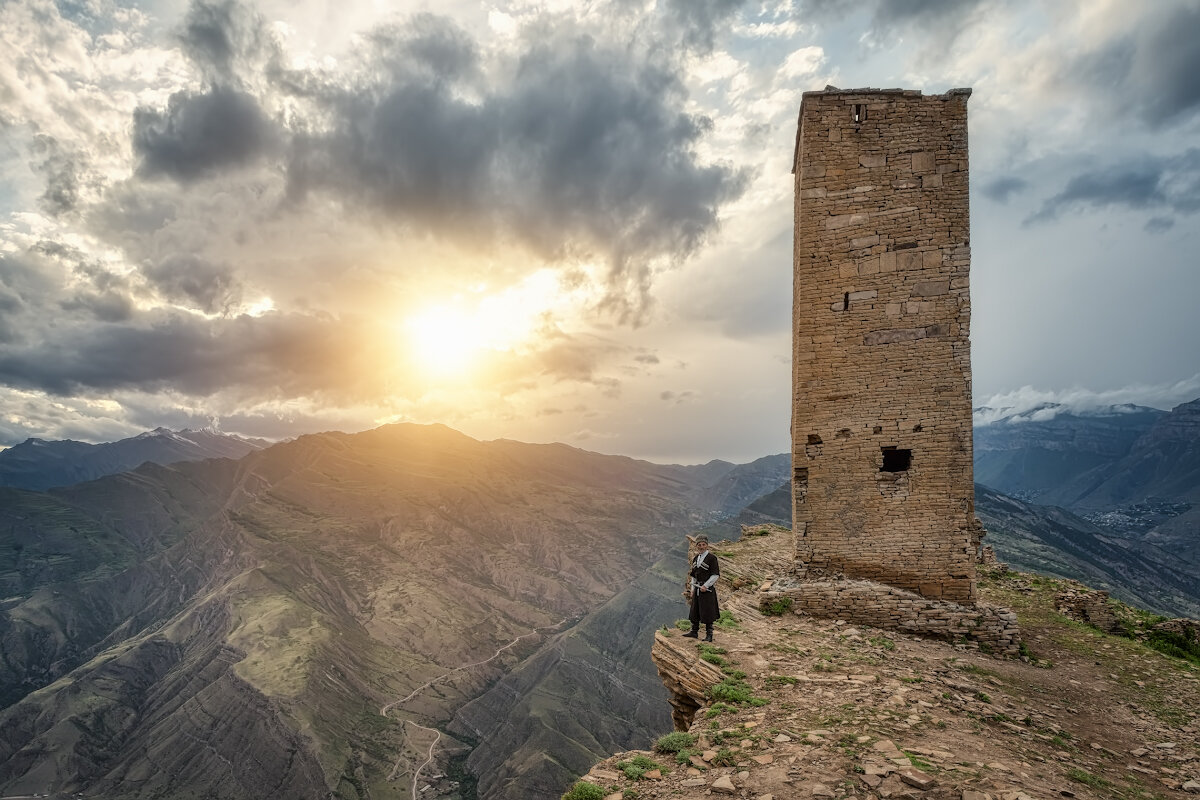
[562,781,607,800]
[715,610,741,630]
[762,596,793,616]
[654,732,698,753]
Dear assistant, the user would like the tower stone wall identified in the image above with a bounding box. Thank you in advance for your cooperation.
[791,87,978,605]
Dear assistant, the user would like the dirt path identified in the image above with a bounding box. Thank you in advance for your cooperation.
[380,624,562,794]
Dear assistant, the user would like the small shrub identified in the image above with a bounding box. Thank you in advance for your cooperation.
[707,677,766,706]
[710,748,739,767]
[762,596,793,616]
[615,755,663,779]
[562,781,607,800]
[868,635,895,651]
[975,691,992,704]
[654,732,698,753]
[1146,629,1200,665]
[705,702,733,718]
[675,619,692,631]
[700,652,727,667]
[675,747,699,765]
[697,643,728,656]
[715,610,741,630]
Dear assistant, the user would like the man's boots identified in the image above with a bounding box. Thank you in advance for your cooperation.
[703,626,714,642]
[682,628,699,639]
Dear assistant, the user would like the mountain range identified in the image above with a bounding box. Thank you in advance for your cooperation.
[974,398,1200,579]
[1,398,1198,799]
[0,427,268,491]
[0,424,786,799]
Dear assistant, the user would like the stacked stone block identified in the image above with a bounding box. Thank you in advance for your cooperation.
[1054,588,1122,634]
[758,579,1020,656]
[792,87,979,604]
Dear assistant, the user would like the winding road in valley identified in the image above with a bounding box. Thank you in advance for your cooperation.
[382,624,563,798]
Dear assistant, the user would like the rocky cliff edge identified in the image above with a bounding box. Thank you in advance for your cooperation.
[575,529,1200,800]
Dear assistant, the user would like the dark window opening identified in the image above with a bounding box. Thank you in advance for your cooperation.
[843,291,850,311]
[873,425,883,434]
[853,104,866,124]
[880,447,912,473]
[912,424,923,432]
[807,434,822,445]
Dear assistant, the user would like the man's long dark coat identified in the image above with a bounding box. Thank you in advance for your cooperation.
[688,551,720,626]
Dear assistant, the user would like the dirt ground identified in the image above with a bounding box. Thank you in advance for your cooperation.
[579,529,1200,800]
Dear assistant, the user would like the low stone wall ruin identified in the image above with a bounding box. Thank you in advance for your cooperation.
[758,577,1020,656]
[1054,588,1122,634]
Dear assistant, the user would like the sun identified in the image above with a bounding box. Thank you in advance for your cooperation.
[403,270,588,378]
[406,306,485,376]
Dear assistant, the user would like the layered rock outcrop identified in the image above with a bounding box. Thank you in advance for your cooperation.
[650,632,725,731]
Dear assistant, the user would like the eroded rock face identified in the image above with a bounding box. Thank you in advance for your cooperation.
[650,632,725,730]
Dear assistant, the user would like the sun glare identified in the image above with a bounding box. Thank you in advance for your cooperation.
[404,270,569,377]
[407,306,487,375]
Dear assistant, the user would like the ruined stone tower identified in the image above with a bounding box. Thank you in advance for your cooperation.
[791,87,978,605]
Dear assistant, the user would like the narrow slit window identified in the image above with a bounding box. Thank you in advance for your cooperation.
[853,104,866,124]
[880,447,912,473]
[843,291,850,311]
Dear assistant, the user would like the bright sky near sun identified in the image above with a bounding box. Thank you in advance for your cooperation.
[1,0,1199,461]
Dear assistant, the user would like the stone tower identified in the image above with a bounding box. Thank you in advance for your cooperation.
[791,87,978,605]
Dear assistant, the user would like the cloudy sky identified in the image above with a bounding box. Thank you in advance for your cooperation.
[1,0,1198,462]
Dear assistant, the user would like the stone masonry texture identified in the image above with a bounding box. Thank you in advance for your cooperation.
[792,87,978,605]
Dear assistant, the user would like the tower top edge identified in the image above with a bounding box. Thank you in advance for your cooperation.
[800,86,972,104]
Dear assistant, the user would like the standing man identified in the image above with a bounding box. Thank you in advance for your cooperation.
[685,535,720,642]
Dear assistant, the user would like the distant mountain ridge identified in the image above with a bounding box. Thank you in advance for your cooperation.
[973,397,1200,579]
[973,403,1165,500]
[0,428,269,490]
[0,423,789,800]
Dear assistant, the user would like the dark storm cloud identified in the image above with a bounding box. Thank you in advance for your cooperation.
[1029,149,1200,224]
[132,87,277,181]
[980,176,1028,203]
[177,0,276,85]
[664,0,749,54]
[0,310,384,398]
[59,291,135,323]
[281,13,749,317]
[1144,216,1175,233]
[142,254,242,314]
[1073,4,1200,128]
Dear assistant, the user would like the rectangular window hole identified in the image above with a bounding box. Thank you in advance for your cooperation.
[853,104,866,124]
[880,447,912,472]
[807,434,822,445]
[873,425,883,434]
